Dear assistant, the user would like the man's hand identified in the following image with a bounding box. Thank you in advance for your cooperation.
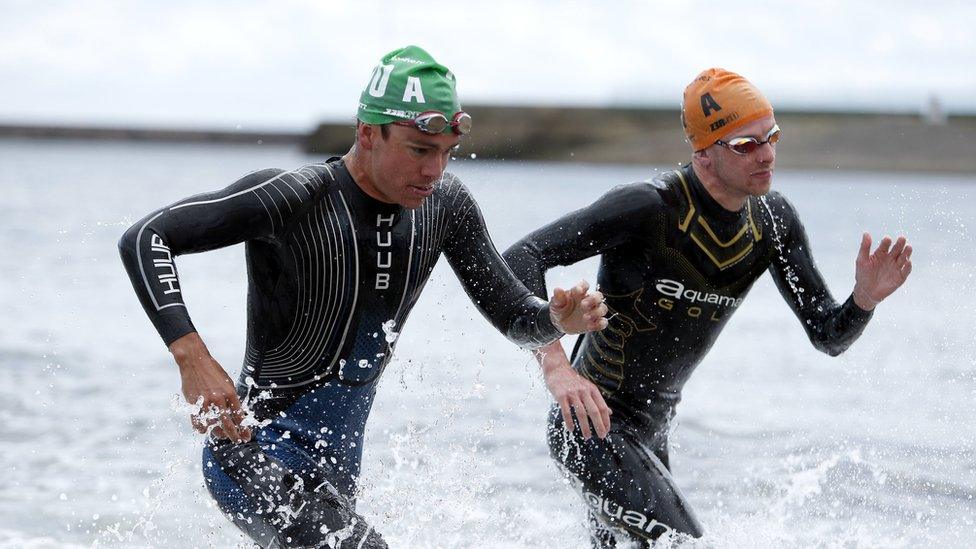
[169,332,251,443]
[536,340,612,440]
[549,280,608,334]
[852,233,913,311]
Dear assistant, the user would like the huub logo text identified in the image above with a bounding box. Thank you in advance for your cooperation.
[582,491,671,536]
[375,214,395,290]
[150,234,180,295]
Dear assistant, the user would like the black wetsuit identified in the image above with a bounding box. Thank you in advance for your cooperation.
[119,158,560,548]
[503,164,872,546]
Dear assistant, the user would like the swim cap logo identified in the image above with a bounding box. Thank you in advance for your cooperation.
[402,76,426,103]
[390,56,424,64]
[366,63,427,103]
[367,64,395,98]
[382,108,419,118]
[700,93,722,117]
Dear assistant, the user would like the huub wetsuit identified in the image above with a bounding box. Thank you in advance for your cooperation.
[503,164,872,546]
[119,158,561,548]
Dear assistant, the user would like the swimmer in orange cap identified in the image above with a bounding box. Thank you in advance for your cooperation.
[504,68,913,546]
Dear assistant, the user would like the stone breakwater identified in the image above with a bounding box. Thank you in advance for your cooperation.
[5,105,974,172]
[308,105,976,173]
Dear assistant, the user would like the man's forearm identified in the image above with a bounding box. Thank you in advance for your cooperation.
[852,286,878,311]
[534,339,571,375]
[504,297,563,350]
[169,331,212,369]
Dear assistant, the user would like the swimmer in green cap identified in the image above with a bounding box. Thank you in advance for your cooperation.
[348,45,473,209]
[119,44,609,548]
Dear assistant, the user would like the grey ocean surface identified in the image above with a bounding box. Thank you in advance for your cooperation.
[0,140,973,548]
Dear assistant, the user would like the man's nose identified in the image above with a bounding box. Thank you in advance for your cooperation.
[756,142,775,164]
[420,154,446,178]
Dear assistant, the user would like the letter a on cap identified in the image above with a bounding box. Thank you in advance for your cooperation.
[701,93,722,117]
[402,76,426,103]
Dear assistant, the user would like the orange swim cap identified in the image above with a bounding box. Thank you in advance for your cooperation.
[682,68,773,151]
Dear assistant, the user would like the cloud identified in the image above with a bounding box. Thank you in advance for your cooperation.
[1,0,973,129]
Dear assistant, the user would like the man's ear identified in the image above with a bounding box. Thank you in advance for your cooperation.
[693,147,711,169]
[357,122,376,151]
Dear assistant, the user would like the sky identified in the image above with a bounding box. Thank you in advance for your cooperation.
[2,0,974,131]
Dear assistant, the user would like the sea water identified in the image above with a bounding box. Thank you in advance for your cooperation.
[0,140,973,547]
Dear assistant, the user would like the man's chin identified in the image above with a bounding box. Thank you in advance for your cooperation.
[749,174,773,195]
[399,197,427,210]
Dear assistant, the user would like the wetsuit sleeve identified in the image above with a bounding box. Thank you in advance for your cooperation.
[766,194,873,356]
[118,168,309,346]
[442,183,562,349]
[503,183,657,298]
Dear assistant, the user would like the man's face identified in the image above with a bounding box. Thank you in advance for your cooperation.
[366,124,461,209]
[707,115,777,197]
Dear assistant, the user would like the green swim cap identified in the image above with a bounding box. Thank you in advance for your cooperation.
[357,45,462,129]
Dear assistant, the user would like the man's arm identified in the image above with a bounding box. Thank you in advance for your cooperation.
[766,194,911,356]
[118,167,290,344]
[852,232,913,310]
[502,182,660,438]
[441,181,607,349]
[118,167,320,440]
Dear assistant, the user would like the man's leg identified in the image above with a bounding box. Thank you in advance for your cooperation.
[548,407,703,547]
[203,437,386,548]
[586,509,619,548]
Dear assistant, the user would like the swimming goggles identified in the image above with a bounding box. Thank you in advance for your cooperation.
[393,111,473,135]
[716,124,781,155]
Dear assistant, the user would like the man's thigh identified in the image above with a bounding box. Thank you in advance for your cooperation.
[549,411,703,542]
[203,438,386,548]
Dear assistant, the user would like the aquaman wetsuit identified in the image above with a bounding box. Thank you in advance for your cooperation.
[119,158,561,548]
[503,164,872,546]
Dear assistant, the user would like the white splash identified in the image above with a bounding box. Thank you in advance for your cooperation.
[759,196,805,306]
[381,319,399,343]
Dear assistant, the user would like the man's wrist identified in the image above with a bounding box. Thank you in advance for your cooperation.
[542,361,574,378]
[536,342,571,376]
[851,288,877,311]
[169,332,209,366]
[546,305,566,334]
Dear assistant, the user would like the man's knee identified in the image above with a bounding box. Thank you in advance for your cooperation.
[208,440,387,548]
[275,490,387,548]
[584,490,686,539]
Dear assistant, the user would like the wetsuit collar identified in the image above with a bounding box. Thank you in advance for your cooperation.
[328,157,403,217]
[682,164,746,223]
